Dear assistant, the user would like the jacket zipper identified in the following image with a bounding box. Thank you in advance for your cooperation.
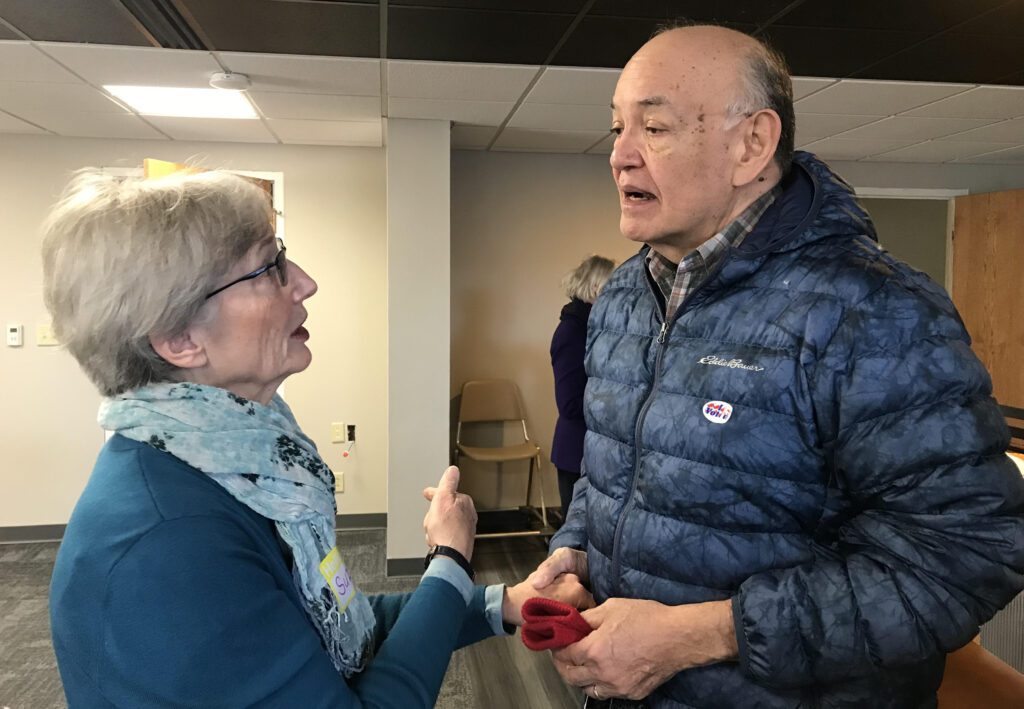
[608,252,733,593]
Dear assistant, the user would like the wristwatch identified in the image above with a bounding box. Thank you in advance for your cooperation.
[424,544,475,581]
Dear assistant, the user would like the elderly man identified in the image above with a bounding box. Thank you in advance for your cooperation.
[529,24,1024,709]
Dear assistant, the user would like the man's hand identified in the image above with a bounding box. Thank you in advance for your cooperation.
[551,598,738,701]
[526,547,590,589]
[501,573,596,626]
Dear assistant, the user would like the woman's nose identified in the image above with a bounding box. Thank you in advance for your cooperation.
[288,260,318,300]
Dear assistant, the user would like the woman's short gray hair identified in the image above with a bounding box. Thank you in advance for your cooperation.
[41,169,274,396]
[561,255,615,303]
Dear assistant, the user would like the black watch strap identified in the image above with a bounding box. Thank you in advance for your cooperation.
[424,544,475,581]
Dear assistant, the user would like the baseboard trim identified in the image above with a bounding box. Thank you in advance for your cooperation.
[386,557,423,577]
[0,513,387,544]
[335,513,387,530]
[0,524,66,543]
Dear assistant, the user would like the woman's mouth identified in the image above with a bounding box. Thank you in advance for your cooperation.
[291,325,309,341]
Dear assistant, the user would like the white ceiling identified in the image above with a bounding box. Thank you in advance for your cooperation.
[1,40,1023,164]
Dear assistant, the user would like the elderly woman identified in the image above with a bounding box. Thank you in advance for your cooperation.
[45,170,590,708]
[550,256,614,523]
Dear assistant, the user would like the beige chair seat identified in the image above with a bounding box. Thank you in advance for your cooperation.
[458,441,541,462]
[454,379,549,537]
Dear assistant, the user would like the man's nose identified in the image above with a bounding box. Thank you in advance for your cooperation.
[609,131,642,172]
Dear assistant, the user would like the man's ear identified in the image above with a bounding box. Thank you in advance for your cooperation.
[732,108,782,187]
[149,328,208,370]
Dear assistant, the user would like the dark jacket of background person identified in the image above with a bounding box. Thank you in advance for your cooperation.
[550,299,592,487]
[50,436,500,708]
[551,151,1024,708]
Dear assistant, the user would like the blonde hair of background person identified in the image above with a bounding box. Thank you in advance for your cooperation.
[43,169,593,708]
[561,255,615,304]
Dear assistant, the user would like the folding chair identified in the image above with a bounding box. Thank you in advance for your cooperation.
[454,379,549,538]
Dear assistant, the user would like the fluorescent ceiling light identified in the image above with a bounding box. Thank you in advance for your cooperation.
[104,85,258,119]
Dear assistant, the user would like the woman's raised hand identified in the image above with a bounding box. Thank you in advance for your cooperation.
[422,466,478,561]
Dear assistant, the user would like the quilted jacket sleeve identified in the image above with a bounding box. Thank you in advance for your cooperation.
[733,274,1024,688]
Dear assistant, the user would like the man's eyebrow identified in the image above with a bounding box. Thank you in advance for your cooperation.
[610,96,670,110]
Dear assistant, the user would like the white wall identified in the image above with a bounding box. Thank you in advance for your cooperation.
[0,134,388,526]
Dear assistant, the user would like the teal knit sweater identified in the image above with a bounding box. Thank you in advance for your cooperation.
[50,435,500,707]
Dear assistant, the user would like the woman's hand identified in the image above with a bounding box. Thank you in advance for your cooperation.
[422,466,477,562]
[501,573,595,626]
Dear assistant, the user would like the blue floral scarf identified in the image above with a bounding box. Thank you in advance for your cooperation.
[98,381,376,677]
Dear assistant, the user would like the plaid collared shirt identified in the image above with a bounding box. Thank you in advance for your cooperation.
[647,185,781,320]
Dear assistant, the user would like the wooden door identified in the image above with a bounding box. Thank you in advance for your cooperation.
[951,188,1024,410]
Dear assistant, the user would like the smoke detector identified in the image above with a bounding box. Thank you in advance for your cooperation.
[209,72,251,91]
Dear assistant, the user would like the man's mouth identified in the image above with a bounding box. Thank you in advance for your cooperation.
[623,189,656,202]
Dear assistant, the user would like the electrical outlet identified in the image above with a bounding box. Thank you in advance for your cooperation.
[336,471,345,493]
[36,322,59,347]
[330,422,347,443]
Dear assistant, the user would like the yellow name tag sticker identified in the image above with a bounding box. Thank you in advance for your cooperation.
[319,546,356,612]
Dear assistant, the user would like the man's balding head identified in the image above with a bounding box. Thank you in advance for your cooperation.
[643,25,794,173]
[609,25,793,258]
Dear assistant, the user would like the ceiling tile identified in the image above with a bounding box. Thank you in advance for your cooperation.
[509,102,610,131]
[589,0,793,24]
[33,112,166,140]
[451,124,498,150]
[492,127,608,153]
[950,1,1024,37]
[761,27,928,78]
[800,137,908,160]
[795,114,884,143]
[857,32,1024,85]
[144,116,277,143]
[585,132,614,155]
[526,67,620,106]
[795,80,971,116]
[552,16,681,68]
[778,0,1006,33]
[178,0,378,56]
[387,97,512,125]
[954,145,1024,164]
[0,0,152,45]
[863,140,1020,163]
[267,118,382,146]
[0,109,46,133]
[388,6,574,64]
[0,42,79,82]
[940,117,1024,143]
[220,54,380,96]
[40,44,222,87]
[249,92,380,121]
[836,116,997,142]
[387,60,537,101]
[903,86,1024,120]
[792,77,836,101]
[394,1,582,10]
[0,24,20,40]
[0,82,127,123]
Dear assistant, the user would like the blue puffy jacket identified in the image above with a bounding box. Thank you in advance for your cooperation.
[551,152,1024,708]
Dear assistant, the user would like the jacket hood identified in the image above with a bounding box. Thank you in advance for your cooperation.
[736,151,877,257]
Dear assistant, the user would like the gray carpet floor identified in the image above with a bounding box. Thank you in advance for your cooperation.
[0,530,581,709]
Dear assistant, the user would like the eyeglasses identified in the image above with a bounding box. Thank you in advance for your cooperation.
[205,238,287,300]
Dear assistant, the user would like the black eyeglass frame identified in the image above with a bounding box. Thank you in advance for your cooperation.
[205,238,287,300]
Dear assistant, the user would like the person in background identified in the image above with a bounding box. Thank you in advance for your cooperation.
[550,255,615,523]
[529,23,1024,708]
[44,169,592,708]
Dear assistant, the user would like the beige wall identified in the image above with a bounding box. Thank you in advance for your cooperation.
[861,197,949,286]
[450,150,636,510]
[0,134,388,526]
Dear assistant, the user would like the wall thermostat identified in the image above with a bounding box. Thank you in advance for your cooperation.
[6,323,23,347]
